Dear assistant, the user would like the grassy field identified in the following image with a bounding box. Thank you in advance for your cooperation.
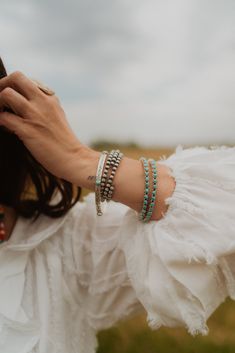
[81,143,235,353]
[97,299,235,353]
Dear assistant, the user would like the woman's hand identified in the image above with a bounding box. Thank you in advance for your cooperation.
[0,71,93,180]
[0,70,176,221]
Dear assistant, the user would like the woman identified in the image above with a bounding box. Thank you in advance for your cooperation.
[0,57,234,353]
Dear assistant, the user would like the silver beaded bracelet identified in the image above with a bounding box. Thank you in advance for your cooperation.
[101,150,123,202]
[95,149,124,216]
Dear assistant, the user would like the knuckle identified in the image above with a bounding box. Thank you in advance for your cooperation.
[1,87,14,99]
[10,71,25,83]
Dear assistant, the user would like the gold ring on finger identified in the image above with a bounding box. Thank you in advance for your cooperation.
[30,79,55,96]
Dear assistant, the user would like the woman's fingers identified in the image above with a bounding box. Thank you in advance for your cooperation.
[0,87,31,117]
[0,111,27,137]
[0,71,41,100]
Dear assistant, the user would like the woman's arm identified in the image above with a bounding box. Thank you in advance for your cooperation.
[0,71,175,221]
[63,146,176,221]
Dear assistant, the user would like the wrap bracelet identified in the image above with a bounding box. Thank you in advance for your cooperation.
[101,150,124,202]
[95,149,123,215]
[139,157,150,221]
[142,158,157,222]
[100,149,119,201]
[138,157,158,222]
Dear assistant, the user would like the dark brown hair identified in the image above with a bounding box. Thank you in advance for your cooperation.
[0,57,81,222]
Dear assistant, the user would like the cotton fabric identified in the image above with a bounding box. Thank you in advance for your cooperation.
[0,145,235,353]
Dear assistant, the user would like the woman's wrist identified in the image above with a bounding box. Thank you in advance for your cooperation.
[63,144,100,190]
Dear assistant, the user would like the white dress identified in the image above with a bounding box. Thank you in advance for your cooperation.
[0,145,235,353]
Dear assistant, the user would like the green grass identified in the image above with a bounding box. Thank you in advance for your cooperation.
[97,299,235,353]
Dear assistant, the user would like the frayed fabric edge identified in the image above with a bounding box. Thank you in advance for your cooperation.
[147,312,209,337]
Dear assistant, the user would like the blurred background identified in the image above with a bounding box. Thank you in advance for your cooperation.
[1,0,235,148]
[1,0,235,352]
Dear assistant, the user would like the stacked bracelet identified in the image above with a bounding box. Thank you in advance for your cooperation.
[95,149,124,216]
[139,157,150,221]
[139,157,158,222]
[95,150,157,222]
[142,159,157,222]
[102,150,124,202]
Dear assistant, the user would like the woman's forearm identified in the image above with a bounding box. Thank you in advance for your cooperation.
[65,145,176,221]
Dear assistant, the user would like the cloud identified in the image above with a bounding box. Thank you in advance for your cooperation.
[1,0,235,147]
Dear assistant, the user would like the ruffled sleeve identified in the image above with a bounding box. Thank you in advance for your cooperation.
[69,146,235,335]
[69,193,144,331]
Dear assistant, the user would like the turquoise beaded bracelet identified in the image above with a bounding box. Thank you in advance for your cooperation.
[139,157,158,222]
[139,157,150,221]
[142,159,157,222]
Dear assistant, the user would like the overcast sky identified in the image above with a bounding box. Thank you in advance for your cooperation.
[1,0,235,148]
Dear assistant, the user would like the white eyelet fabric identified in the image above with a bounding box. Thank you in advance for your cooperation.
[0,145,234,352]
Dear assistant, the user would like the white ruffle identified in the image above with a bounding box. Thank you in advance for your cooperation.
[0,144,234,352]
[0,209,70,352]
[0,249,40,352]
[75,145,235,335]
[118,145,235,335]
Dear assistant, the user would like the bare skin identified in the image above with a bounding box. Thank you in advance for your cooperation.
[0,72,176,239]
